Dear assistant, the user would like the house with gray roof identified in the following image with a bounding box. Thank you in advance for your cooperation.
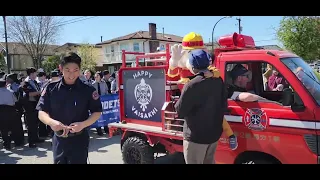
[96,23,183,73]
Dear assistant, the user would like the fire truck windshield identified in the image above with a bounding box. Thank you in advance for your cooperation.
[281,57,320,105]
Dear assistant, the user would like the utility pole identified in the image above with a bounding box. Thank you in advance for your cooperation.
[2,16,10,73]
[236,17,242,34]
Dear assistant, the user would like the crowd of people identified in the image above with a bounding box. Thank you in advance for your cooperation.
[0,65,119,150]
[80,69,119,135]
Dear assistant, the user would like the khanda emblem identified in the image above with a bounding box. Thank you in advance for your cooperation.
[134,78,153,112]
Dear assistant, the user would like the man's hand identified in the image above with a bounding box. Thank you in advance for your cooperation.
[274,84,284,91]
[50,120,66,132]
[50,120,70,136]
[69,122,85,133]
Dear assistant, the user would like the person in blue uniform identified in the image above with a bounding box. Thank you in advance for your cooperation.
[0,77,18,149]
[22,67,44,148]
[6,73,24,145]
[50,70,61,82]
[36,52,102,164]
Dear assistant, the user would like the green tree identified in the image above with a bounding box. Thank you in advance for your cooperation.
[77,44,98,71]
[42,55,60,73]
[0,53,7,72]
[276,16,320,62]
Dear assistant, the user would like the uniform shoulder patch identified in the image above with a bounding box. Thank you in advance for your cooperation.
[92,90,100,100]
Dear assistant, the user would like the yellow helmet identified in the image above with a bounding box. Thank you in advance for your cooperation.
[182,32,205,50]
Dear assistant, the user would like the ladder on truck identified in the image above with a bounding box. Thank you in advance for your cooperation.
[121,44,171,68]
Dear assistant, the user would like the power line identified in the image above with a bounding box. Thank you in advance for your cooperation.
[0,16,98,40]
[58,16,88,25]
[54,16,98,27]
[1,16,95,30]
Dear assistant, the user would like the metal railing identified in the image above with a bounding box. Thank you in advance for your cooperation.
[163,110,184,133]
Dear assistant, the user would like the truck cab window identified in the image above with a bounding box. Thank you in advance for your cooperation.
[225,62,255,97]
[281,57,320,105]
[261,62,289,92]
[226,62,290,104]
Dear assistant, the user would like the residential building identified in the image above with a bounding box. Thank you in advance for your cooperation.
[0,42,59,73]
[96,23,183,73]
[54,43,104,69]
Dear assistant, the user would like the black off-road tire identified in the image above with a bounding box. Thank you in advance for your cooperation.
[122,136,154,164]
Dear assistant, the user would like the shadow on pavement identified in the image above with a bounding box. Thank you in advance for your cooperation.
[0,129,120,162]
[154,152,186,164]
[88,132,120,153]
[9,143,49,158]
[0,150,23,164]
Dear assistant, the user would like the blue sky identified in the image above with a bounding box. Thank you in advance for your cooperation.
[1,16,284,47]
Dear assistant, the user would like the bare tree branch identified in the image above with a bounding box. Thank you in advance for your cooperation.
[6,16,61,69]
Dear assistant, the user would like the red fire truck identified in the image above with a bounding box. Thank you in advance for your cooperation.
[108,32,320,164]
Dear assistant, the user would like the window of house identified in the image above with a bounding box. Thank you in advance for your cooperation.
[120,43,129,51]
[111,45,115,56]
[133,42,140,52]
[105,46,110,53]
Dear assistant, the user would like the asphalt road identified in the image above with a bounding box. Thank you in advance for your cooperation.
[0,131,123,164]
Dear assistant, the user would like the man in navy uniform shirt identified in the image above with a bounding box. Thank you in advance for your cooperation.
[22,67,44,148]
[36,52,102,164]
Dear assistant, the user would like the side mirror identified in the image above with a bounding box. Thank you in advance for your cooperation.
[282,88,305,111]
[292,91,305,111]
[282,88,293,106]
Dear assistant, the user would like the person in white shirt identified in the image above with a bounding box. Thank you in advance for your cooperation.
[110,72,119,94]
[92,72,109,95]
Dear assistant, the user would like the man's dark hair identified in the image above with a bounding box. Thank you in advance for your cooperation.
[38,72,46,77]
[60,52,82,67]
[51,70,60,78]
[102,70,109,75]
[26,67,37,76]
[95,71,103,79]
